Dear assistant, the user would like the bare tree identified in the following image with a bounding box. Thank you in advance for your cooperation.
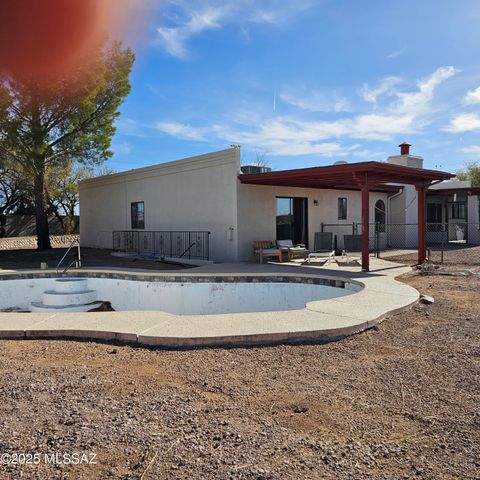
[240,148,269,168]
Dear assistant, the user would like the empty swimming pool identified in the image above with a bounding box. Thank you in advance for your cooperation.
[0,274,362,315]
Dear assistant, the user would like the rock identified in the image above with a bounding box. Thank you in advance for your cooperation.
[420,295,434,304]
[291,404,309,414]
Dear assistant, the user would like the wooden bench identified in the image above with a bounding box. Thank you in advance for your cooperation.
[252,241,282,264]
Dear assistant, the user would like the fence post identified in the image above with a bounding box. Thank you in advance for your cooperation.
[441,222,445,264]
[375,222,380,258]
[321,222,324,233]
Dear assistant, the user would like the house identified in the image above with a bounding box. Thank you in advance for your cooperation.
[79,143,478,270]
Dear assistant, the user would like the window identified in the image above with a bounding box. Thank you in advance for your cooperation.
[375,199,386,232]
[449,203,466,220]
[337,197,347,220]
[427,203,442,223]
[131,201,145,229]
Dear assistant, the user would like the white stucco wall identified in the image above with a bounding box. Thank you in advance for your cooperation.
[387,153,424,248]
[79,148,241,262]
[236,182,390,260]
[467,195,480,245]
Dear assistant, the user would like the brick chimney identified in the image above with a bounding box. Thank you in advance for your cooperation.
[387,142,423,169]
[399,142,411,155]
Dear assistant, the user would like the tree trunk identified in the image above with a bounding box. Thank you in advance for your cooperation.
[34,171,51,250]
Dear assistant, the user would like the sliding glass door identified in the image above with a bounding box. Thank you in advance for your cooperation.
[276,197,308,246]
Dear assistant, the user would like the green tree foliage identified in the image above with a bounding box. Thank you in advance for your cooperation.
[46,162,115,234]
[0,42,134,249]
[456,161,480,186]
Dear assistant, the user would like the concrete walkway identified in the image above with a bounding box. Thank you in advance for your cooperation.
[0,258,419,348]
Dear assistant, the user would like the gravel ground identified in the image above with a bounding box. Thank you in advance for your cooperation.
[0,269,479,479]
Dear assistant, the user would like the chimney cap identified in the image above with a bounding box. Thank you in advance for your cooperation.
[398,141,412,155]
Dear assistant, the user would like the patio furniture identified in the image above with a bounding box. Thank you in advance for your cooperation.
[252,240,282,264]
[342,234,363,262]
[276,239,309,261]
[307,232,335,264]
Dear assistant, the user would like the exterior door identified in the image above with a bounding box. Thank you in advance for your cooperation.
[446,194,467,243]
[276,197,308,246]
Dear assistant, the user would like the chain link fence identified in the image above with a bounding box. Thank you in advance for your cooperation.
[320,222,480,265]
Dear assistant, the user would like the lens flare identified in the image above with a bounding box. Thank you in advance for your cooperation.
[0,0,147,85]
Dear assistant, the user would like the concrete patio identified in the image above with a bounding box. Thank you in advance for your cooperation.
[0,258,419,348]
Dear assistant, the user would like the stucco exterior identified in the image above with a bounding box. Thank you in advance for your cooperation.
[236,183,389,259]
[80,148,241,262]
[79,146,479,263]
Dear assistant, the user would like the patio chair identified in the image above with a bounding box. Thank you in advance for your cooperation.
[342,234,363,263]
[252,240,282,264]
[307,232,336,264]
[276,239,309,261]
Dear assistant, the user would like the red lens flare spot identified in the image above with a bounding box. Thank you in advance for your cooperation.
[0,0,145,85]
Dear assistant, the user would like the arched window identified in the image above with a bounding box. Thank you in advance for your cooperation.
[375,200,386,232]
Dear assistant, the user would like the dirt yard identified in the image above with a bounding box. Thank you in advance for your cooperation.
[0,247,188,271]
[0,269,478,479]
[383,244,480,266]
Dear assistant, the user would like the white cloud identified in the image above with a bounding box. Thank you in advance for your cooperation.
[112,141,132,155]
[464,86,480,105]
[444,113,480,133]
[157,5,229,58]
[351,149,386,159]
[256,141,351,157]
[360,67,458,113]
[116,117,147,137]
[280,89,351,112]
[361,76,400,105]
[154,121,207,141]
[156,0,315,58]
[386,49,405,59]
[460,145,480,156]
[152,66,459,157]
[392,66,459,116]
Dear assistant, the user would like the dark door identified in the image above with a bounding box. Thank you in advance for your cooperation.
[276,197,308,246]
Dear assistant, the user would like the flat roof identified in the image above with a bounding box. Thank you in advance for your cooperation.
[239,161,453,192]
[427,186,480,195]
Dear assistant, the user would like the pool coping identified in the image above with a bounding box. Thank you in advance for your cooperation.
[0,259,419,348]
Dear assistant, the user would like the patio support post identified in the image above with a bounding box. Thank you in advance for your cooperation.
[416,184,427,264]
[361,180,370,272]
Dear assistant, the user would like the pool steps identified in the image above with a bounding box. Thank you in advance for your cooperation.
[30,278,103,312]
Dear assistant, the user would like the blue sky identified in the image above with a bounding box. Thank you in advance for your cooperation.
[110,0,480,173]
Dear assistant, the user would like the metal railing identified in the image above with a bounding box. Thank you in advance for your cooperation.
[56,237,82,274]
[112,230,211,261]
